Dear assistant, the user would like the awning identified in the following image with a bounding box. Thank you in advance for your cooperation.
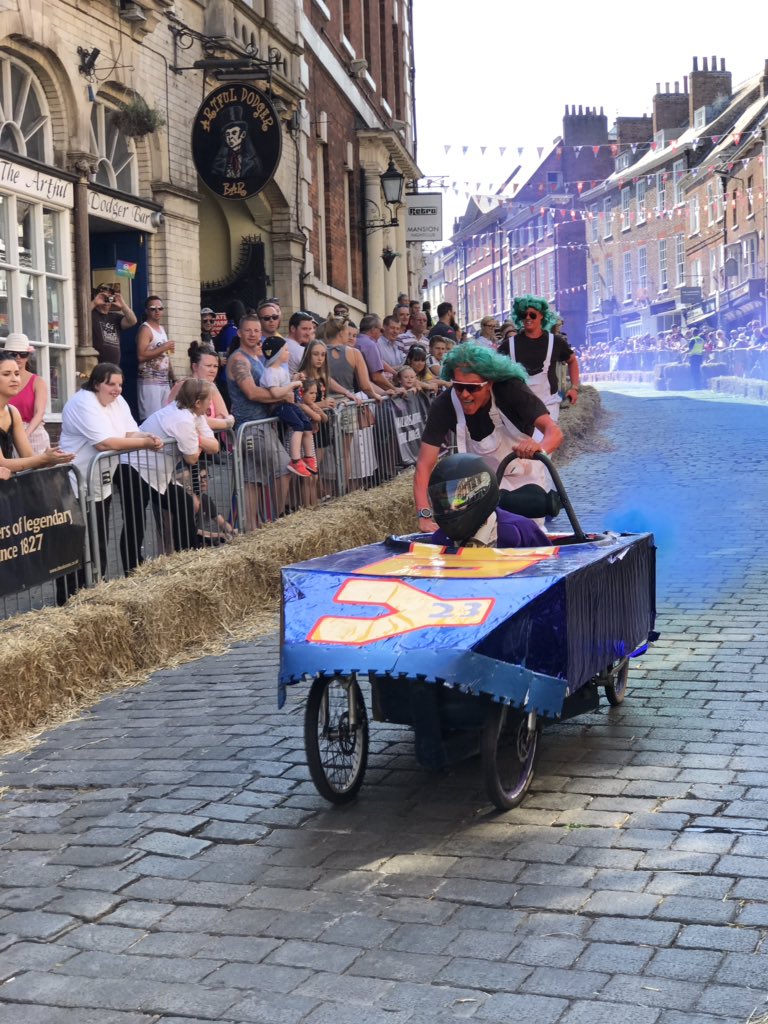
[720,297,765,323]
[686,308,718,326]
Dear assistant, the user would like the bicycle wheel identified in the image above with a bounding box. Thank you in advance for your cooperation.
[604,657,630,706]
[304,675,369,804]
[481,704,539,811]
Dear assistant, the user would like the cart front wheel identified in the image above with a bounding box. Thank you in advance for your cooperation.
[604,658,630,706]
[481,705,539,811]
[305,675,369,804]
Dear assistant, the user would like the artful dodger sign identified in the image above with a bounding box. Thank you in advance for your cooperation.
[192,84,282,200]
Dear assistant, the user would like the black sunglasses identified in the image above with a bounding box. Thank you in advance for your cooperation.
[260,314,280,321]
[451,380,488,393]
[148,305,164,312]
[523,311,540,320]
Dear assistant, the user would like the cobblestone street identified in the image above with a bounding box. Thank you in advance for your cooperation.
[1,387,767,1024]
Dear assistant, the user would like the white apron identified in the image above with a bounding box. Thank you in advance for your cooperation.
[512,332,562,423]
[451,388,548,494]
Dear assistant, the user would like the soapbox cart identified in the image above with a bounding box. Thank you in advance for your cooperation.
[279,453,657,810]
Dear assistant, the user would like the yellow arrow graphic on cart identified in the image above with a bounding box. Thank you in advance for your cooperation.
[307,578,494,646]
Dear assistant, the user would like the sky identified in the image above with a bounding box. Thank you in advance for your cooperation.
[412,0,768,240]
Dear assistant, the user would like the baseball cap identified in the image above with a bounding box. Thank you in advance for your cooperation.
[262,335,286,366]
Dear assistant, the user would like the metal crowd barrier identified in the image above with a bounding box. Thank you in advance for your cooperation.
[86,429,239,580]
[2,397,433,617]
[582,347,768,379]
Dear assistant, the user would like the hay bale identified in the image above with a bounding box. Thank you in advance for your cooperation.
[0,603,135,737]
[0,391,602,744]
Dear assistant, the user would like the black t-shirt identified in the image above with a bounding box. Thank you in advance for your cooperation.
[421,378,547,447]
[498,332,574,395]
[91,311,123,364]
[428,321,457,343]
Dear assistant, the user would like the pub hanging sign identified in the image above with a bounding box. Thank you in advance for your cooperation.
[192,84,282,200]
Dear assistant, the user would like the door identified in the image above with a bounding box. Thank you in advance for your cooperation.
[89,230,148,418]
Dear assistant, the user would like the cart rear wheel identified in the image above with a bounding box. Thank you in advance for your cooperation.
[481,705,539,811]
[305,675,368,804]
[604,658,630,706]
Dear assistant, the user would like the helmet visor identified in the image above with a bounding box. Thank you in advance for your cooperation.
[429,470,494,514]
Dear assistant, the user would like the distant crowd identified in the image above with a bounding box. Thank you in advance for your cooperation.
[579,320,768,379]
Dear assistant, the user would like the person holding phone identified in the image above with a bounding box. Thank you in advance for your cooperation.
[90,284,137,365]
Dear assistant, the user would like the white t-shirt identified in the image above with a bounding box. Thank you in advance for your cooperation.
[59,389,139,501]
[285,338,305,375]
[261,363,290,389]
[123,403,214,494]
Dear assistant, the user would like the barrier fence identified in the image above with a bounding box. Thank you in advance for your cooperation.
[581,346,768,380]
[2,392,435,618]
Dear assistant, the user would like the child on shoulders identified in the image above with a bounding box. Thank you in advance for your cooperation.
[261,337,317,478]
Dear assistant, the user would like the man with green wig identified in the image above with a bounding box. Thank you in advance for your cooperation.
[413,343,563,532]
[498,294,580,420]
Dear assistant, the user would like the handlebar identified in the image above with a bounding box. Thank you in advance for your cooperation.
[495,450,587,544]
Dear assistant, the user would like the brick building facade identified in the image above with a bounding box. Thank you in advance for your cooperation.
[0,0,418,422]
[584,57,768,343]
[429,57,768,350]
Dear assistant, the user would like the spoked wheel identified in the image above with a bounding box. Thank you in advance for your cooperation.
[604,657,630,706]
[481,704,539,811]
[304,675,369,804]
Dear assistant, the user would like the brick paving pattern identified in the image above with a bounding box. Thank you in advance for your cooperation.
[1,388,767,1023]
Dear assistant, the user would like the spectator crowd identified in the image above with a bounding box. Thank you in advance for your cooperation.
[578,320,768,380]
[2,288,584,608]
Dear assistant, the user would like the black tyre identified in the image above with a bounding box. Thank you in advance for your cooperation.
[481,704,539,811]
[604,658,630,706]
[304,675,368,804]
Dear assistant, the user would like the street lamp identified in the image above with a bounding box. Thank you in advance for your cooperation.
[365,159,405,233]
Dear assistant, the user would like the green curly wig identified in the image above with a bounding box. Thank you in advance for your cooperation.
[511,294,560,332]
[440,343,529,383]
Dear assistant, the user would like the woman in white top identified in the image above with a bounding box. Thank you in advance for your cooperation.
[118,378,219,573]
[57,362,163,598]
[136,295,175,421]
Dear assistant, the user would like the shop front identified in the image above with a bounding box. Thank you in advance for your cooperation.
[0,154,76,420]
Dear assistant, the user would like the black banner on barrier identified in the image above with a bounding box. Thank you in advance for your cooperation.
[0,468,85,597]
[390,392,428,467]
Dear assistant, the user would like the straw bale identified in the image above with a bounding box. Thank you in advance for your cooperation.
[0,602,134,737]
[0,389,602,747]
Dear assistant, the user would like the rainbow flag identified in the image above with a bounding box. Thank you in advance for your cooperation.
[116,260,137,279]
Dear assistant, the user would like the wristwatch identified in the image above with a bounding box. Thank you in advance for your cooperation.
[417,508,434,519]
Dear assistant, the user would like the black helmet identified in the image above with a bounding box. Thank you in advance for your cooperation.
[428,453,499,544]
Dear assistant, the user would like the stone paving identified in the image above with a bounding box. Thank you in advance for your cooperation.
[0,388,767,1024]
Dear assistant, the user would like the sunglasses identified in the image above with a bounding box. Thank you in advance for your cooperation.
[201,316,215,322]
[451,380,488,394]
[148,306,164,312]
[523,311,540,320]
[260,314,280,321]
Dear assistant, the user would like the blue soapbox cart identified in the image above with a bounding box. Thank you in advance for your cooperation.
[279,453,658,810]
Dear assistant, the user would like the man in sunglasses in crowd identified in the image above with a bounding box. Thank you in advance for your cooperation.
[257,299,283,344]
[413,343,563,533]
[498,294,580,422]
